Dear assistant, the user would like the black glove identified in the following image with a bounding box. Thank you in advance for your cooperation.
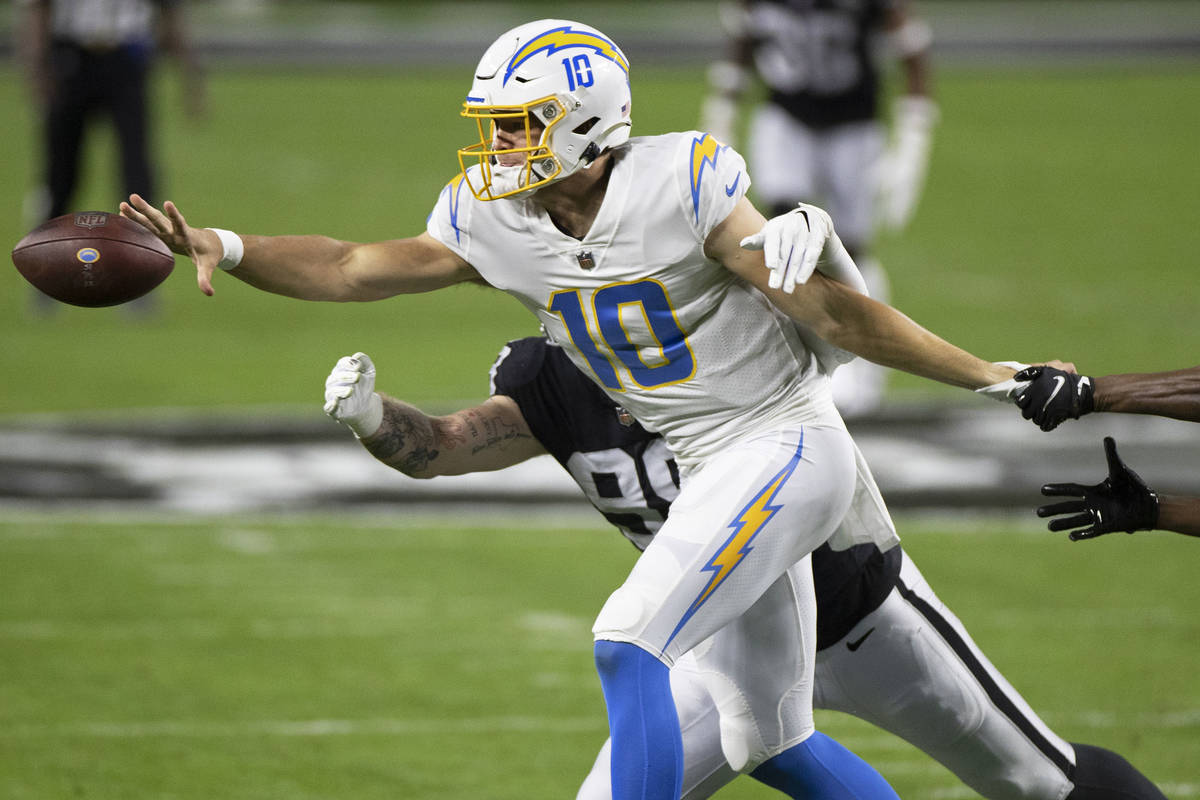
[1037,437,1159,541]
[1013,366,1095,431]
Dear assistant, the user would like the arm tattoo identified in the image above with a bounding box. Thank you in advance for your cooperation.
[359,396,535,477]
[361,399,440,476]
[438,408,533,456]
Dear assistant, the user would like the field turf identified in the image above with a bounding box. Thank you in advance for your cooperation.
[1,64,1199,416]
[1,514,1197,798]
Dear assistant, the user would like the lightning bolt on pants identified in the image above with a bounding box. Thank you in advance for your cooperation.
[593,424,857,792]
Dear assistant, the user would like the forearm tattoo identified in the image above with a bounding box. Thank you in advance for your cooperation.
[361,397,534,476]
[441,407,531,456]
[361,400,440,475]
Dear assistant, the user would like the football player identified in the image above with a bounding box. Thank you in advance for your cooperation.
[123,18,1036,799]
[1014,364,1200,539]
[323,341,1168,800]
[700,0,938,416]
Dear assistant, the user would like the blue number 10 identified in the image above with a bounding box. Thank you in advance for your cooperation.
[561,54,594,91]
[549,280,695,391]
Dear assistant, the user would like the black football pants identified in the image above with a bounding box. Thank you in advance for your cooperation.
[44,40,155,218]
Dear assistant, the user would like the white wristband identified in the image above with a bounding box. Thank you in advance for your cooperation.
[348,393,385,439]
[207,228,244,271]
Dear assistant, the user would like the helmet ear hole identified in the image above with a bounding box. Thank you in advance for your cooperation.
[572,116,601,135]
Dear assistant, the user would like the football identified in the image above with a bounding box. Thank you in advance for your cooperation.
[11,211,175,307]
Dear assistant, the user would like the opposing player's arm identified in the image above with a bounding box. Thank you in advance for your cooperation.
[1157,494,1200,537]
[707,197,1013,389]
[359,394,545,479]
[1014,364,1200,430]
[885,1,934,97]
[1093,367,1200,422]
[120,194,480,299]
[324,353,546,477]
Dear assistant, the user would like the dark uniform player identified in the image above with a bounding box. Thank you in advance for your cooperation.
[701,0,938,416]
[324,337,1167,800]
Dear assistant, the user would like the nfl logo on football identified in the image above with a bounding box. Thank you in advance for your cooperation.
[74,212,109,229]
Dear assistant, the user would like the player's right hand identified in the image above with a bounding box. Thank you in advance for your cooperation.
[740,203,849,294]
[324,353,384,438]
[1037,437,1159,540]
[1013,365,1095,431]
[119,194,223,296]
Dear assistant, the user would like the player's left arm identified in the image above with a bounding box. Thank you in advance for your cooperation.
[886,0,934,99]
[157,1,207,119]
[363,394,544,478]
[15,0,51,106]
[707,197,1014,390]
[323,353,545,478]
[699,1,754,145]
[1158,494,1200,537]
[877,0,938,231]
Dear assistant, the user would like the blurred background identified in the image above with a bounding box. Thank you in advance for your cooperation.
[1,2,1198,797]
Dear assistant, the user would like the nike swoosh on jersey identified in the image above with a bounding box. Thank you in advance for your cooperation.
[846,627,876,652]
[1043,375,1067,411]
[724,173,741,197]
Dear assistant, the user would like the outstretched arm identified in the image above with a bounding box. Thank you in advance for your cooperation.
[877,0,938,231]
[1014,364,1200,430]
[362,394,544,478]
[157,2,207,119]
[323,353,545,478]
[708,197,1015,390]
[1093,367,1200,421]
[120,194,479,300]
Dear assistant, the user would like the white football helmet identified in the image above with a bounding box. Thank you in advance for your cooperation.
[458,19,632,201]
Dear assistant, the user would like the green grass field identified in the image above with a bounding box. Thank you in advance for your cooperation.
[2,514,1197,798]
[2,63,1198,416]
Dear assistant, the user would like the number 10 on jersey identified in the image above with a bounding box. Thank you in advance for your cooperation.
[549,280,695,391]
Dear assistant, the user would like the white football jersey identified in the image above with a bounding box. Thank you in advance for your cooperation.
[427,131,840,470]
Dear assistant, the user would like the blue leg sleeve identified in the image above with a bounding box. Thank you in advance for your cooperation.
[594,640,683,800]
[750,731,900,799]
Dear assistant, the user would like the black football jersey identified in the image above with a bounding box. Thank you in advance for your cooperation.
[490,336,899,649]
[746,0,895,129]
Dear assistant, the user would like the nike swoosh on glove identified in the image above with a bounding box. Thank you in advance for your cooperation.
[1013,365,1095,431]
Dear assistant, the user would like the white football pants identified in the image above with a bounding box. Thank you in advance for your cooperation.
[578,550,1078,800]
[592,424,856,771]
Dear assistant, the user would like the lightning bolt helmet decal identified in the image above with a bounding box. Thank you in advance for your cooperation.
[504,24,630,86]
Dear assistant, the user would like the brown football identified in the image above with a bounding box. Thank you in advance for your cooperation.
[11,211,175,307]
